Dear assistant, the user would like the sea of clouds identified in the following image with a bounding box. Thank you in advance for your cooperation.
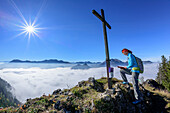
[0,63,159,103]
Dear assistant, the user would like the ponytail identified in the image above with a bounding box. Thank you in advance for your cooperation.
[128,50,132,54]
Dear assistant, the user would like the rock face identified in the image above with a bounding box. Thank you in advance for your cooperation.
[1,77,169,113]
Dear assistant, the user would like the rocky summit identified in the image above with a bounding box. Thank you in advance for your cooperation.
[0,77,169,113]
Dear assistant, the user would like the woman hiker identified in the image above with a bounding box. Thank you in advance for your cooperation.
[117,48,142,104]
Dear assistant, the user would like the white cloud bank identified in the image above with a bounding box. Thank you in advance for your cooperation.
[0,63,159,103]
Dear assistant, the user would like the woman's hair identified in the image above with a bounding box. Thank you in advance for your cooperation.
[122,48,132,54]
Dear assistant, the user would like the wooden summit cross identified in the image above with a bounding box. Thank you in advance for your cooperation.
[92,9,112,89]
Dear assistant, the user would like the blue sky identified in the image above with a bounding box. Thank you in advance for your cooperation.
[0,0,169,62]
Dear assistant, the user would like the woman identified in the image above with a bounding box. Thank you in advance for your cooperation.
[118,48,142,104]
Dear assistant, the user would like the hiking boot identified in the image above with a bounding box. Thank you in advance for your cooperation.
[132,100,141,104]
[122,82,129,85]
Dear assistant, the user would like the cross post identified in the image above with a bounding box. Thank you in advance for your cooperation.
[92,9,112,89]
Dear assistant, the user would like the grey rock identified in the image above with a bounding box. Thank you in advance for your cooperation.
[64,91,69,95]
[52,89,61,95]
[55,95,59,98]
[105,88,115,95]
[144,79,165,89]
[91,99,95,110]
[68,92,73,96]
[78,80,86,87]
[88,77,95,84]
[103,95,111,101]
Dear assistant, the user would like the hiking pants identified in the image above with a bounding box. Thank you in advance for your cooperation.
[120,68,141,100]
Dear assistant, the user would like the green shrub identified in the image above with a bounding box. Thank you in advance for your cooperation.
[72,87,88,98]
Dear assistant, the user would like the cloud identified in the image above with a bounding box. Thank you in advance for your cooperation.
[0,63,158,103]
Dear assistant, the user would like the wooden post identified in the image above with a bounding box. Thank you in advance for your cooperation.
[92,9,112,89]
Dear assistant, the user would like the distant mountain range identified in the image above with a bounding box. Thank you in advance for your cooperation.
[9,59,153,65]
[10,59,70,64]
[9,58,153,69]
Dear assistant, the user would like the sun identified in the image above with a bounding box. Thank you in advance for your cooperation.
[9,0,46,39]
[16,21,42,39]
[22,23,39,39]
[26,26,35,33]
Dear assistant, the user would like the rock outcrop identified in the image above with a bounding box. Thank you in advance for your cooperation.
[144,79,165,90]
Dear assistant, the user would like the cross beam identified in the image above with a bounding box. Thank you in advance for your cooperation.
[92,10,111,29]
[92,9,112,89]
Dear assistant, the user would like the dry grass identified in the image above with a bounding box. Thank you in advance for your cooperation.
[153,89,170,98]
[144,85,170,99]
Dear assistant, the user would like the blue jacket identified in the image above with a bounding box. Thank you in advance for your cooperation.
[127,53,140,73]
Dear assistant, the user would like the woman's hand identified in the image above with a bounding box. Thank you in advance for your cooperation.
[117,66,126,69]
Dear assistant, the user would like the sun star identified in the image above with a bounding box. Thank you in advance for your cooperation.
[26,26,35,33]
[15,21,42,39]
[9,0,46,39]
